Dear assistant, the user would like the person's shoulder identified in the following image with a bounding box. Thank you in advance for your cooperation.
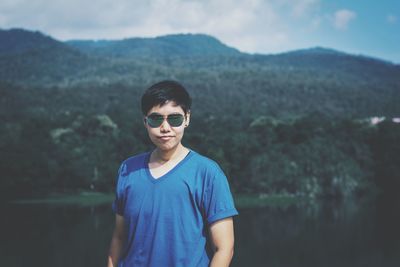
[118,152,149,176]
[122,152,148,165]
[189,150,222,173]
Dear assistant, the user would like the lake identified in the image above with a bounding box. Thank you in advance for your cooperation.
[1,196,399,267]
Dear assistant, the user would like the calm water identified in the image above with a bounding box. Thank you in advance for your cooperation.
[1,196,399,267]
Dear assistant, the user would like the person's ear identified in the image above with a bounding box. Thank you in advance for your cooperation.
[184,111,191,127]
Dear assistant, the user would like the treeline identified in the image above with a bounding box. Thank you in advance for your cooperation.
[1,83,399,200]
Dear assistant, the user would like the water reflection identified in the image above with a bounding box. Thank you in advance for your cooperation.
[0,196,399,267]
[0,204,114,267]
[232,197,400,267]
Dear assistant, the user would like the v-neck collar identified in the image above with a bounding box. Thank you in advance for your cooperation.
[144,150,193,184]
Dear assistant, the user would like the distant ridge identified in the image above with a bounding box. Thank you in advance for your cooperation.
[0,28,93,84]
[0,28,69,54]
[0,28,395,64]
[0,28,399,88]
[280,46,396,66]
[282,47,344,56]
[67,33,241,58]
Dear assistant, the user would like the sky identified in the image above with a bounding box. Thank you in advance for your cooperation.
[0,0,399,63]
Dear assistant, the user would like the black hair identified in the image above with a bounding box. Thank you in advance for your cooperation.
[141,80,192,115]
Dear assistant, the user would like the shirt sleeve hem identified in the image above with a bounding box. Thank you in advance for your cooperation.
[207,208,239,224]
[112,202,124,216]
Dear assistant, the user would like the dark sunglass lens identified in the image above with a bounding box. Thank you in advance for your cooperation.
[167,114,184,127]
[147,115,164,127]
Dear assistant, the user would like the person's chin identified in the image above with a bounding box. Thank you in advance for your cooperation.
[157,141,179,151]
[155,140,171,148]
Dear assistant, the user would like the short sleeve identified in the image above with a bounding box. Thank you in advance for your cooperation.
[203,166,239,224]
[112,163,127,215]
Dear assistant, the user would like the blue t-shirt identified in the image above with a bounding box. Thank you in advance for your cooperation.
[112,150,238,267]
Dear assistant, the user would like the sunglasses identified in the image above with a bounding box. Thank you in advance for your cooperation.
[145,113,185,128]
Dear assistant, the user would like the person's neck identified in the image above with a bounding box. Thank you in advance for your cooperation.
[153,144,187,163]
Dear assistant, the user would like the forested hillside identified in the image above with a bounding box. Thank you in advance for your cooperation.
[0,28,399,200]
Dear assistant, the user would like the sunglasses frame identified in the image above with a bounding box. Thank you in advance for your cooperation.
[145,113,186,128]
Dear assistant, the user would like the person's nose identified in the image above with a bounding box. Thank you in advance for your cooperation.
[160,118,171,132]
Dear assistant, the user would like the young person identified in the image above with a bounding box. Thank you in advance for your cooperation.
[107,80,238,267]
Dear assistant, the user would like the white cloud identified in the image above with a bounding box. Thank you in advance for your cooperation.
[387,14,397,24]
[333,9,356,30]
[0,0,321,53]
[290,0,319,18]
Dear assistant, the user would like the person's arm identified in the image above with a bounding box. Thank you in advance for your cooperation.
[107,214,125,267]
[209,217,235,267]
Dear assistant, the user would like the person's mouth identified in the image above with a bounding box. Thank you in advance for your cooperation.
[158,136,174,141]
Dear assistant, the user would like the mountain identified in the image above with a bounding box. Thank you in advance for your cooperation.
[0,28,97,85]
[0,29,244,86]
[0,28,65,54]
[67,34,241,58]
